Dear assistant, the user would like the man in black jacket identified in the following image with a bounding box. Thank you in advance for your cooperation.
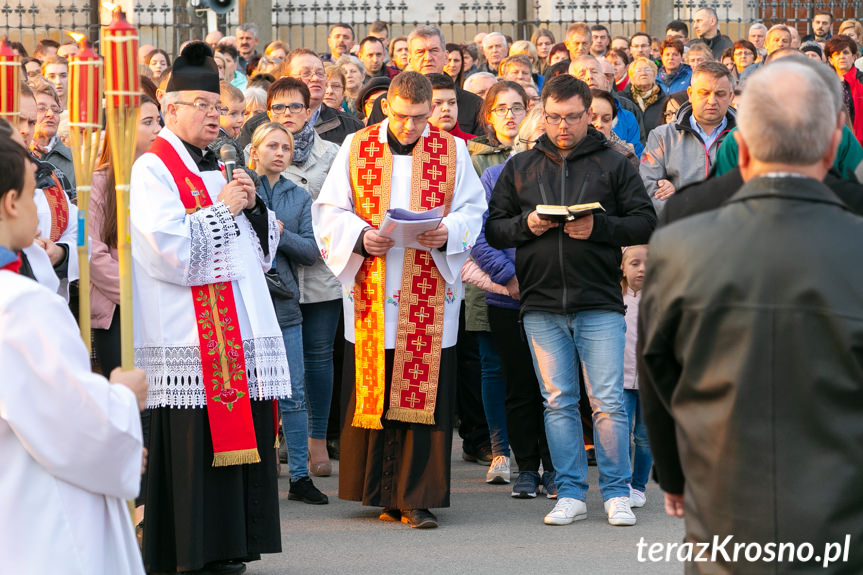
[486,75,655,527]
[639,58,863,573]
[237,49,363,149]
[365,26,483,136]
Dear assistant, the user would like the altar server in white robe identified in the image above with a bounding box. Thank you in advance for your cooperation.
[130,42,290,574]
[312,72,486,529]
[0,122,148,575]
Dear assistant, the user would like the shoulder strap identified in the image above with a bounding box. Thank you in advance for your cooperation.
[148,137,213,213]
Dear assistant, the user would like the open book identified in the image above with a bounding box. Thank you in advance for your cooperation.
[536,202,605,223]
[378,206,445,250]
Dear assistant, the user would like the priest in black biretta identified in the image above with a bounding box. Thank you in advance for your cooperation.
[137,40,285,575]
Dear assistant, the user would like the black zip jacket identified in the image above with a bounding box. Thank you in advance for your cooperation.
[485,127,656,316]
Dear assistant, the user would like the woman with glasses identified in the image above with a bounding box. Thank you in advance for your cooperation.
[323,65,349,113]
[260,77,343,483]
[730,40,758,84]
[465,81,530,488]
[620,57,666,136]
[28,77,75,190]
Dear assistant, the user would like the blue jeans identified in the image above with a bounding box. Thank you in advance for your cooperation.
[300,299,341,439]
[522,310,630,501]
[279,324,309,481]
[623,389,653,492]
[478,331,509,457]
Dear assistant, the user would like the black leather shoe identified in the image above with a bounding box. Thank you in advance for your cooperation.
[400,508,438,529]
[202,561,246,574]
[379,508,401,522]
[288,476,329,504]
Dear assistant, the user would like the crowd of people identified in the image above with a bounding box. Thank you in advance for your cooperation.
[2,6,863,575]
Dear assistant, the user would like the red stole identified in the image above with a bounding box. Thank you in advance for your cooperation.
[149,137,260,466]
[41,173,69,243]
[349,123,457,428]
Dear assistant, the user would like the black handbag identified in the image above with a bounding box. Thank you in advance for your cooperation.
[264,269,293,300]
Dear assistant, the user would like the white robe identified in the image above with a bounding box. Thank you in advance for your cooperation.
[0,271,144,575]
[312,119,487,348]
[21,186,79,300]
[130,129,291,408]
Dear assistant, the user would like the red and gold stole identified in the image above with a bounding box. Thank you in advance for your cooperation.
[41,174,69,243]
[349,123,457,428]
[150,137,260,466]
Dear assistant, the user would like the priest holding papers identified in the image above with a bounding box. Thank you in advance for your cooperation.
[313,71,486,529]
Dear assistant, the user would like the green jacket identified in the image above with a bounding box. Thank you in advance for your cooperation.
[465,136,512,331]
[714,125,863,180]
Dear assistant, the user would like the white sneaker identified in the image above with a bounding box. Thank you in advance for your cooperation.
[543,497,587,525]
[486,455,511,484]
[629,487,646,508]
[604,496,637,526]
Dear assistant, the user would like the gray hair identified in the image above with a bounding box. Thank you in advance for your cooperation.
[748,22,768,34]
[408,26,446,49]
[336,54,366,77]
[244,86,267,108]
[482,32,507,49]
[236,23,259,37]
[463,71,497,92]
[737,58,841,165]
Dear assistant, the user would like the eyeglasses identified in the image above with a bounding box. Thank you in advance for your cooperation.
[37,104,62,115]
[175,101,228,115]
[545,110,587,125]
[298,69,326,81]
[269,102,307,115]
[491,105,526,117]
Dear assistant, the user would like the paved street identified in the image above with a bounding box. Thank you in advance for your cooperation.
[250,437,685,574]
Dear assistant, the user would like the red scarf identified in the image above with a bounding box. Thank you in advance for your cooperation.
[149,137,260,467]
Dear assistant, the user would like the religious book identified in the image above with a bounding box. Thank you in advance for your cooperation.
[536,202,605,222]
[379,206,445,250]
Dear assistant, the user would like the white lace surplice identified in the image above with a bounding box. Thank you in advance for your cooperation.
[130,129,290,408]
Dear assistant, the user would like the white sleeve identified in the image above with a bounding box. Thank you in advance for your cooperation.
[311,134,371,285]
[0,288,143,500]
[431,139,488,284]
[131,154,245,287]
[57,198,79,283]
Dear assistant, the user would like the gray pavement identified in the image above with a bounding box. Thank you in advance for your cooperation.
[248,437,685,575]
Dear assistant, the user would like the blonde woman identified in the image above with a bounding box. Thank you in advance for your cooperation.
[249,121,329,504]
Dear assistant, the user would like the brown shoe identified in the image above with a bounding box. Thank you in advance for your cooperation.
[400,508,438,529]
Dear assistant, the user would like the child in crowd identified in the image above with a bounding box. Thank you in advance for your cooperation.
[219,81,246,139]
[621,244,652,508]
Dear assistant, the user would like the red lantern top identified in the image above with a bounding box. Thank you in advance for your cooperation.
[68,34,103,128]
[0,37,21,121]
[103,8,140,109]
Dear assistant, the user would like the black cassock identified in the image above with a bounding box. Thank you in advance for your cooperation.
[142,401,281,573]
[339,344,457,510]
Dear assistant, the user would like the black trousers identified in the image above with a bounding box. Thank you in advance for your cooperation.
[487,306,553,472]
[455,303,491,453]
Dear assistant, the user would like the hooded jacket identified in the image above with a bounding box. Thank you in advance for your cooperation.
[639,101,736,213]
[485,127,656,317]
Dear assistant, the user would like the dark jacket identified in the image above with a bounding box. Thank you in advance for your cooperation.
[485,127,656,317]
[238,103,363,149]
[366,86,483,136]
[692,33,733,60]
[255,174,318,329]
[639,176,863,573]
[658,166,863,228]
[619,84,665,138]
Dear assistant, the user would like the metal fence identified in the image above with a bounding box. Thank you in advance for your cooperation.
[3,0,863,57]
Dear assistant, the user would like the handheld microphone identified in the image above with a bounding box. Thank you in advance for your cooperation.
[220,145,238,183]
